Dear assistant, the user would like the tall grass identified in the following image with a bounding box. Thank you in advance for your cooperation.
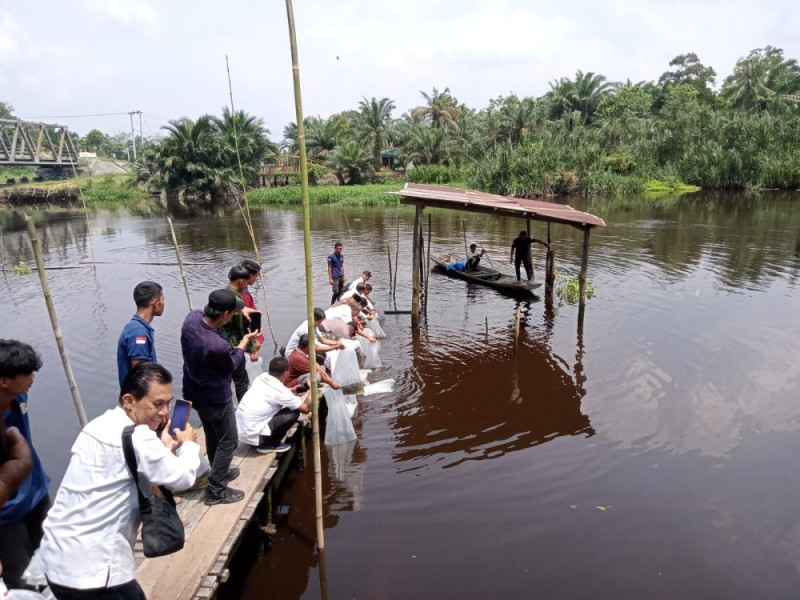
[246,182,403,206]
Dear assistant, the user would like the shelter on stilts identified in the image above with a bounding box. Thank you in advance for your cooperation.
[389,183,607,327]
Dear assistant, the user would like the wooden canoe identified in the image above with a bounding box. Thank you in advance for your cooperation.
[430,253,541,294]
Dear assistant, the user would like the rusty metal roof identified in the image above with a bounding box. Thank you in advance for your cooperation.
[389,183,606,229]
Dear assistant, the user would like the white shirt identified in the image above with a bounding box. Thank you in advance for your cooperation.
[284,321,308,358]
[39,407,203,590]
[339,288,358,301]
[236,373,303,444]
[325,304,353,323]
[346,276,368,292]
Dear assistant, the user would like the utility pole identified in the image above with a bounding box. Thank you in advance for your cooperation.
[138,111,143,143]
[128,110,142,160]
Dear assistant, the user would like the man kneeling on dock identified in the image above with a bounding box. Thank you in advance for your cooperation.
[236,357,311,454]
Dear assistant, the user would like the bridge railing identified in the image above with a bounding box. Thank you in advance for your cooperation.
[0,118,79,167]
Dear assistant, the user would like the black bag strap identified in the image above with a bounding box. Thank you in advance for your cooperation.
[122,424,151,512]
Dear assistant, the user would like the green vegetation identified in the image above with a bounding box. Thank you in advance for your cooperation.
[0,166,36,184]
[556,276,595,304]
[246,182,402,206]
[11,261,32,275]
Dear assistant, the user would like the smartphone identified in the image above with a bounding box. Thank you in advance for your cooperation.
[169,399,192,436]
[248,312,262,333]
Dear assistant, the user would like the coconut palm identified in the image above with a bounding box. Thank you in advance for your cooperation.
[357,97,396,170]
[212,108,278,178]
[721,46,800,112]
[412,87,463,131]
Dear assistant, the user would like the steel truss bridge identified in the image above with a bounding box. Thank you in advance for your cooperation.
[0,118,79,167]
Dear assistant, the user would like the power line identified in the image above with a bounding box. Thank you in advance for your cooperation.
[19,111,131,119]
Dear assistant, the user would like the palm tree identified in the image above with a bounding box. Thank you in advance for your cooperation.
[357,96,396,170]
[406,126,452,165]
[721,46,800,112]
[412,87,463,131]
[212,108,278,178]
[326,141,374,185]
[306,116,347,161]
[572,70,615,124]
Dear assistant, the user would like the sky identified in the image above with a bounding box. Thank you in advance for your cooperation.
[1,0,798,141]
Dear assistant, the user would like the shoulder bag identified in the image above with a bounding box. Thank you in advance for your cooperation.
[121,425,185,557]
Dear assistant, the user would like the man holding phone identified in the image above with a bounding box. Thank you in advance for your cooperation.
[181,290,260,506]
[236,357,311,454]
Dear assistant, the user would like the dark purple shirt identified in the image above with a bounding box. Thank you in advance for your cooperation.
[181,310,245,406]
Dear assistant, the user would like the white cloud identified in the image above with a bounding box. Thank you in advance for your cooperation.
[0,10,33,64]
[80,0,161,31]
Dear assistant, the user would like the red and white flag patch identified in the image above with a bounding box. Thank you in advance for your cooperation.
[135,336,147,345]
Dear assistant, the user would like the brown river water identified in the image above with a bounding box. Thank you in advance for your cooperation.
[1,191,799,599]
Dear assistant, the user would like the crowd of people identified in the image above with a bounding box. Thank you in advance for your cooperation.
[0,241,383,599]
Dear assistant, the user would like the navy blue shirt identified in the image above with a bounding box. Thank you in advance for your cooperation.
[181,310,245,407]
[0,394,50,525]
[117,315,157,386]
[327,251,344,278]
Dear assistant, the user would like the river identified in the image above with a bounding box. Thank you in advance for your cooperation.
[1,190,799,598]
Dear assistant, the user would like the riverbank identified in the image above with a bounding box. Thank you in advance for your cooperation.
[0,173,150,208]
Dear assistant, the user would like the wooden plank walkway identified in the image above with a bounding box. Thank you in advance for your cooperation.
[135,415,308,600]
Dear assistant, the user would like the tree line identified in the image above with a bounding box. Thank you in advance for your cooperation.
[9,45,799,203]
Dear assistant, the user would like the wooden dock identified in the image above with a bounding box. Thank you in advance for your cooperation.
[135,415,308,600]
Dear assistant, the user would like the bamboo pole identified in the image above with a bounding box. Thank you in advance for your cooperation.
[344,213,356,282]
[545,222,555,296]
[526,218,533,279]
[462,221,469,270]
[0,225,5,273]
[166,215,193,311]
[226,55,279,348]
[386,245,393,296]
[513,306,521,356]
[424,212,431,311]
[25,214,88,427]
[285,0,325,552]
[479,243,495,269]
[393,216,399,304]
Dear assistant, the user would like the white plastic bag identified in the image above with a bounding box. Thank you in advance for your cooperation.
[345,394,358,417]
[330,347,361,388]
[245,356,263,387]
[369,318,387,339]
[324,387,357,446]
[359,334,382,369]
[363,379,395,396]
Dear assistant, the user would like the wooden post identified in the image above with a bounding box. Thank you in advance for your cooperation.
[411,205,423,325]
[578,226,591,329]
[393,216,399,304]
[424,213,431,311]
[285,0,324,552]
[166,216,193,311]
[418,224,425,295]
[513,306,521,356]
[545,222,555,296]
[526,218,533,279]
[25,214,88,428]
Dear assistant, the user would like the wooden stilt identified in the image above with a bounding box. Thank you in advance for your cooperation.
[513,306,521,356]
[578,226,591,329]
[393,217,400,305]
[545,222,555,296]
[411,205,423,325]
[526,218,533,279]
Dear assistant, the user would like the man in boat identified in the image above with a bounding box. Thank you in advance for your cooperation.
[181,290,260,506]
[346,270,371,292]
[0,340,49,590]
[240,259,266,350]
[223,265,261,401]
[467,244,485,272]
[117,281,164,387]
[235,357,312,454]
[509,231,538,282]
[40,363,203,599]
[286,335,341,390]
[327,242,346,305]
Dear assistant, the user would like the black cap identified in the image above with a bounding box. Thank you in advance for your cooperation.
[207,289,244,312]
[363,270,372,277]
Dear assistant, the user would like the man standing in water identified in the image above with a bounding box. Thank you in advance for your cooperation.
[117,281,164,387]
[328,242,346,305]
[509,231,537,282]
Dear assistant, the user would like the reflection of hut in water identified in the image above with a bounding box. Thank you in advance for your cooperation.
[391,339,593,469]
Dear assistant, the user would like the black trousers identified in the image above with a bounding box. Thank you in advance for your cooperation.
[330,277,345,305]
[261,408,300,446]
[515,253,533,281]
[0,493,50,588]
[467,257,481,271]
[195,402,238,497]
[48,579,146,600]
[232,359,249,402]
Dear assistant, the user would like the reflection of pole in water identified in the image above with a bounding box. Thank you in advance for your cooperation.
[318,548,330,600]
[574,325,586,398]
